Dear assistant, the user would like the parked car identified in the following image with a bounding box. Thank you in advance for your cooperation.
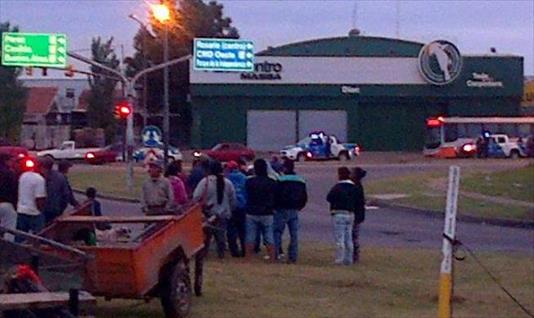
[85,143,125,165]
[486,134,527,158]
[280,132,360,161]
[0,146,29,159]
[37,141,102,160]
[194,143,255,162]
[133,144,183,163]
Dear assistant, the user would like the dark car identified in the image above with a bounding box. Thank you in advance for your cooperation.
[85,144,124,165]
[0,146,29,159]
[197,143,255,162]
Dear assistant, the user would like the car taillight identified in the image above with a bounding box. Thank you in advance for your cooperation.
[462,144,475,153]
[86,153,95,159]
[17,153,26,159]
[24,158,35,169]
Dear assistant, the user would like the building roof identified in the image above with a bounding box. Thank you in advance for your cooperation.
[76,89,123,111]
[25,87,59,114]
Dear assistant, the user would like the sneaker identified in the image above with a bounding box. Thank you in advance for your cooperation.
[263,254,271,260]
[277,253,286,260]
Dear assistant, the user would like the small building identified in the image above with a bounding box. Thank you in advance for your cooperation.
[20,87,70,149]
[189,35,523,151]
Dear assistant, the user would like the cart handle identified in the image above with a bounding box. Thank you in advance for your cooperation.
[0,225,89,260]
[55,215,180,223]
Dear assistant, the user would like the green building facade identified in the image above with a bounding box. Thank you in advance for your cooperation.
[190,36,523,151]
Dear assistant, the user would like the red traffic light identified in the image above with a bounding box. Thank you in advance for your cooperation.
[115,100,132,119]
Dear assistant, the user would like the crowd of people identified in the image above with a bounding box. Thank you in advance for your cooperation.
[140,156,366,265]
[0,151,367,265]
[0,154,80,243]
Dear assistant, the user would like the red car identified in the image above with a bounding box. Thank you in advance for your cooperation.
[85,144,124,165]
[197,143,255,162]
[0,146,29,159]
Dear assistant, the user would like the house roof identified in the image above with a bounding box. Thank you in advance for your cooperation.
[25,87,59,114]
[76,89,123,111]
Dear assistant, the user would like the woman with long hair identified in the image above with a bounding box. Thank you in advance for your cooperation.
[193,160,237,258]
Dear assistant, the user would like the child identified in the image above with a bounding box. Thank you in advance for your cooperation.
[85,187,110,231]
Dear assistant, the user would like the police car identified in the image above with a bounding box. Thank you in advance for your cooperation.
[280,132,360,161]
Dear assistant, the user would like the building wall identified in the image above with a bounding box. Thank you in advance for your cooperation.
[190,36,524,151]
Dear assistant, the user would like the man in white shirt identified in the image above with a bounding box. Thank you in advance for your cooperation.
[15,158,47,242]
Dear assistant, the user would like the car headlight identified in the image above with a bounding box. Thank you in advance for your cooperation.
[193,151,201,157]
[86,153,95,159]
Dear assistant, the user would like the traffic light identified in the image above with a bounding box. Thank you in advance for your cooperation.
[25,67,33,76]
[64,64,75,77]
[114,100,132,120]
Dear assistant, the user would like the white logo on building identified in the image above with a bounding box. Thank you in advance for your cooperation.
[418,40,462,85]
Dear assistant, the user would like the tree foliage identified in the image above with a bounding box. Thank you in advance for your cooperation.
[0,22,28,144]
[87,36,121,144]
[125,0,239,145]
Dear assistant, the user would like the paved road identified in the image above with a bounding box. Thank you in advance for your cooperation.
[91,161,533,253]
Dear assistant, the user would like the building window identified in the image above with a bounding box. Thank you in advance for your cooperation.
[66,88,75,99]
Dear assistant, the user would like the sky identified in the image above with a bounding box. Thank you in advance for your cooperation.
[1,0,533,76]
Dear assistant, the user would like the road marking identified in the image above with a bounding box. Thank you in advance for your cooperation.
[366,205,379,210]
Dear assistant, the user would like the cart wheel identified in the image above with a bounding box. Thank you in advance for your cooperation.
[161,260,192,318]
[194,251,205,297]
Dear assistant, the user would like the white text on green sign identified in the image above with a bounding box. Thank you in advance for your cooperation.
[194,38,254,72]
[1,32,67,68]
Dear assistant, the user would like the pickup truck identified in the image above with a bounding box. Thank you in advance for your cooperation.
[280,132,360,161]
[37,141,102,160]
[487,134,527,158]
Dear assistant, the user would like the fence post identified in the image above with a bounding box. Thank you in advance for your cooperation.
[438,165,460,318]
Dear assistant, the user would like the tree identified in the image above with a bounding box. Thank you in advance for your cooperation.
[0,22,28,144]
[125,0,239,145]
[87,36,121,144]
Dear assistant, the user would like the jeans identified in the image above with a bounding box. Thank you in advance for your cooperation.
[246,215,274,246]
[227,208,246,257]
[0,203,17,242]
[205,217,228,258]
[15,213,45,243]
[332,212,354,265]
[352,223,361,262]
[273,209,299,262]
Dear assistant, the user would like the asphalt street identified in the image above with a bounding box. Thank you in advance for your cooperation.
[91,161,533,253]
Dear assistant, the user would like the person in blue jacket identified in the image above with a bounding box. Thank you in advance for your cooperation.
[225,161,248,257]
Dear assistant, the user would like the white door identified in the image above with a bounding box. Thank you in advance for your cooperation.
[298,110,348,142]
[247,111,296,151]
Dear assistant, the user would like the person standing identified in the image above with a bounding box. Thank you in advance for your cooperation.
[193,160,236,259]
[16,158,47,242]
[165,161,188,207]
[244,159,277,262]
[188,158,210,196]
[0,153,18,241]
[58,160,80,211]
[41,158,73,224]
[141,161,175,215]
[274,159,307,263]
[326,167,358,265]
[225,161,248,257]
[350,167,367,263]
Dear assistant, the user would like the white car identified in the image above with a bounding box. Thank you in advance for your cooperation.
[37,141,101,160]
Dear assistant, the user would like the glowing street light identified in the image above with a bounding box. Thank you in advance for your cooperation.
[151,3,170,23]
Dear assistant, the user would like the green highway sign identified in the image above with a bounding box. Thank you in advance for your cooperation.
[193,38,254,72]
[1,32,67,67]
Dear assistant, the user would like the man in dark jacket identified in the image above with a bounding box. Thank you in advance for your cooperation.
[351,167,366,263]
[41,158,75,224]
[274,159,307,263]
[326,167,359,265]
[245,159,277,261]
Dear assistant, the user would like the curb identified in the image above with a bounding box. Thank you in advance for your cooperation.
[73,189,140,204]
[370,199,534,229]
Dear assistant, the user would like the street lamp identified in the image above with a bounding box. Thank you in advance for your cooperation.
[128,14,154,128]
[151,2,171,166]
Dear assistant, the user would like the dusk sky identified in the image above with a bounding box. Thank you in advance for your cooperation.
[1,0,533,75]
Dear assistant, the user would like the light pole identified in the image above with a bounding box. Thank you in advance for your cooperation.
[151,2,171,167]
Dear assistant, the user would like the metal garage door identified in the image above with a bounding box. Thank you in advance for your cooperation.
[247,111,296,151]
[298,110,347,142]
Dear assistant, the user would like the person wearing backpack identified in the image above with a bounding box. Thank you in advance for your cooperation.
[274,159,307,263]
[351,167,367,263]
[225,161,248,257]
